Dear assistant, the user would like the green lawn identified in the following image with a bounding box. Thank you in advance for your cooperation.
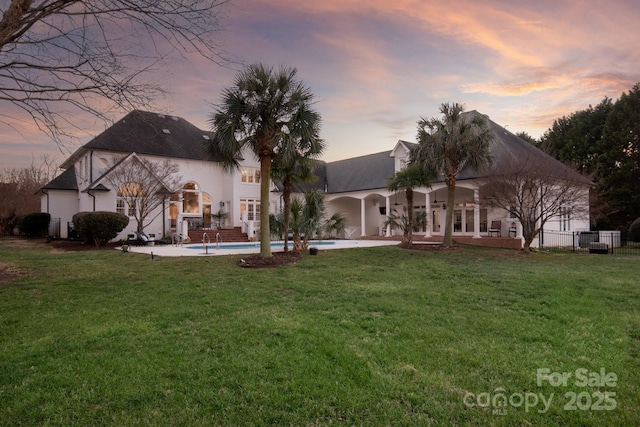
[1,240,639,426]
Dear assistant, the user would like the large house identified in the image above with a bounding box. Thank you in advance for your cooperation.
[40,110,591,247]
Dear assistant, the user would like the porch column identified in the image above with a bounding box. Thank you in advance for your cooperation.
[516,221,523,239]
[473,188,481,239]
[385,196,391,236]
[360,198,366,237]
[425,191,432,237]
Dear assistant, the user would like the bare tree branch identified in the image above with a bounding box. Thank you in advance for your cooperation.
[480,153,591,251]
[0,0,230,142]
[102,154,182,234]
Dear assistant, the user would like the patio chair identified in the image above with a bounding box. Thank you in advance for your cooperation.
[488,220,502,237]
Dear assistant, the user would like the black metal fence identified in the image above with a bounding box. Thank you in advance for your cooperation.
[540,231,640,256]
[48,217,61,238]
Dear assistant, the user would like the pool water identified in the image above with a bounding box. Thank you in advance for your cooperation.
[187,240,336,250]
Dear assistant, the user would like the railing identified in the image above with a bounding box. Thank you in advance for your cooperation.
[216,232,222,249]
[540,231,639,256]
[202,232,211,254]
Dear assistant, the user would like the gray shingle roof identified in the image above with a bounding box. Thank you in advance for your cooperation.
[458,111,591,184]
[325,151,396,193]
[39,166,78,191]
[61,110,214,169]
[321,111,590,194]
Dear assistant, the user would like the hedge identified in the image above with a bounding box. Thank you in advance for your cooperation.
[630,217,640,242]
[16,212,51,237]
[72,211,129,247]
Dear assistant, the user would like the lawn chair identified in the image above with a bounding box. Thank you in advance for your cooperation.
[488,220,502,237]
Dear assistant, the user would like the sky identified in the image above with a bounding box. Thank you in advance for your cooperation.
[2,0,640,170]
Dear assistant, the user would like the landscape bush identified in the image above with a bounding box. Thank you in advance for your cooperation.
[72,211,129,246]
[630,217,640,242]
[16,212,50,237]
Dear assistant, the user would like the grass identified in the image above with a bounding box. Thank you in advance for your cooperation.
[1,240,639,426]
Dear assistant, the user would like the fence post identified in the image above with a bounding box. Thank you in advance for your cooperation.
[572,231,576,253]
[609,232,613,255]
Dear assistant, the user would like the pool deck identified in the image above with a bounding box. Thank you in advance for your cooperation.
[122,239,400,257]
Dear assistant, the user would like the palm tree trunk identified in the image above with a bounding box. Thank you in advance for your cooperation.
[406,188,414,245]
[259,154,272,258]
[282,179,292,253]
[444,180,456,245]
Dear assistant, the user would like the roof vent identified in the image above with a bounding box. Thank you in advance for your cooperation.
[171,116,179,121]
[157,114,165,119]
[162,128,171,134]
[202,134,210,140]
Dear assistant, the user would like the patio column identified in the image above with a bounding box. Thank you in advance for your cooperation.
[425,191,432,237]
[360,198,366,237]
[473,188,481,239]
[385,196,391,236]
[516,220,523,239]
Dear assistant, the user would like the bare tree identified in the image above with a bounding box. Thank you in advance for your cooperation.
[103,154,181,234]
[481,154,591,251]
[0,0,229,142]
[0,156,57,234]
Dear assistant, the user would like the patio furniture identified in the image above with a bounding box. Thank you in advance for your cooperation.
[488,220,501,237]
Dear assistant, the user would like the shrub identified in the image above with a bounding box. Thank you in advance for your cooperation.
[630,217,640,242]
[16,212,50,237]
[73,211,129,247]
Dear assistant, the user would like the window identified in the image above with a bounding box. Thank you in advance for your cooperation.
[182,182,200,214]
[239,198,260,221]
[116,182,145,217]
[241,167,261,184]
[116,199,125,215]
[202,193,212,228]
[560,207,571,231]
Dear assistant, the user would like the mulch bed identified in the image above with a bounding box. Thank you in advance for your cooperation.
[48,239,121,251]
[238,251,301,268]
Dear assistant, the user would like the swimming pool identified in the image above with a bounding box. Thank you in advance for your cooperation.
[187,240,336,250]
[123,239,399,257]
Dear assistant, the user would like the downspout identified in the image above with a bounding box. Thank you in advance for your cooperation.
[162,198,166,237]
[88,190,96,211]
[42,189,50,213]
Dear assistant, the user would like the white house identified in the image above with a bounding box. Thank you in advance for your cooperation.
[315,111,592,247]
[40,109,591,247]
[39,110,267,241]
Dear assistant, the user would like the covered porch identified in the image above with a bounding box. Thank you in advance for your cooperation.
[325,184,524,243]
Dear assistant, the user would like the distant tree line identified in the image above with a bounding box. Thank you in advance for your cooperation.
[538,83,640,231]
[0,158,56,235]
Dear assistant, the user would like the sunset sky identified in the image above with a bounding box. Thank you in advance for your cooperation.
[2,0,640,170]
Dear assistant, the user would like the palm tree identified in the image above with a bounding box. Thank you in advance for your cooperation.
[272,154,321,252]
[207,64,324,257]
[386,163,432,245]
[412,103,494,245]
[289,189,326,250]
[324,211,348,239]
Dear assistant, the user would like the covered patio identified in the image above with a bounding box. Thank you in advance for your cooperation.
[325,184,524,245]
